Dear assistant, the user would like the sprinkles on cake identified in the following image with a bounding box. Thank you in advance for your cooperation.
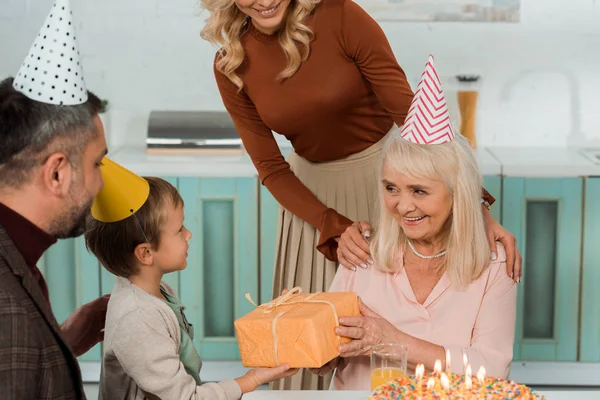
[369,371,544,400]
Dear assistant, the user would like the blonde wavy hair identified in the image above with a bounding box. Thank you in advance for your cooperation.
[200,0,320,89]
[370,129,490,288]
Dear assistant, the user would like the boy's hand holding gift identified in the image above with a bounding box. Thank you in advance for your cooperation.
[234,287,360,369]
[235,364,298,392]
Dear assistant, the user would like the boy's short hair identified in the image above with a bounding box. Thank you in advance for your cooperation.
[85,176,184,278]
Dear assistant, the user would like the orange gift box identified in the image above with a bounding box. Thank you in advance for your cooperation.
[234,287,360,368]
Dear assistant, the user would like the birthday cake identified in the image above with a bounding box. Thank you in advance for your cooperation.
[369,372,544,399]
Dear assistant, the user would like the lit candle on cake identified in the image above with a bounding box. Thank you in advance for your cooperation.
[415,364,425,381]
[477,366,486,398]
[434,359,442,376]
[465,374,473,400]
[427,377,435,390]
[441,372,450,392]
[477,366,486,383]
[465,363,472,399]
[445,349,451,373]
[427,376,435,398]
[463,353,469,371]
[415,364,425,398]
[426,377,435,400]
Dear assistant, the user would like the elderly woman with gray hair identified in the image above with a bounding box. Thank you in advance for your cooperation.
[313,57,518,390]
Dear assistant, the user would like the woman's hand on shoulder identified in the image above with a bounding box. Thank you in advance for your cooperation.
[336,221,373,271]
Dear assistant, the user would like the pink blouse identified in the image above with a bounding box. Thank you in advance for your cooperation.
[329,244,517,390]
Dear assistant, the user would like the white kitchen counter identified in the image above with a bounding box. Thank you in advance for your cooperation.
[109,144,600,178]
[242,389,600,400]
[488,147,600,177]
[108,145,502,177]
[109,145,258,178]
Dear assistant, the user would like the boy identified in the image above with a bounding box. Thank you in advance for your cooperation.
[85,172,295,399]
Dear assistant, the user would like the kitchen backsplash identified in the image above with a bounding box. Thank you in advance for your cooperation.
[1,0,599,149]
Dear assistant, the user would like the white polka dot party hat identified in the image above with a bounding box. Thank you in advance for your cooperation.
[400,55,455,145]
[12,0,87,105]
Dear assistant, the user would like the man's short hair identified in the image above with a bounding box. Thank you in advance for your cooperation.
[0,77,105,187]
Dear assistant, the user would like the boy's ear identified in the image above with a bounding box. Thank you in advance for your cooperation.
[133,243,154,266]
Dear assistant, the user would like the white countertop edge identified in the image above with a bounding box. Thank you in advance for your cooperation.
[500,166,600,178]
[487,147,600,178]
[107,145,600,178]
[108,145,504,178]
[109,146,259,178]
[110,163,259,178]
[509,361,600,386]
[241,390,600,399]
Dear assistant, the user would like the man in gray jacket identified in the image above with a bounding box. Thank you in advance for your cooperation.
[0,0,109,398]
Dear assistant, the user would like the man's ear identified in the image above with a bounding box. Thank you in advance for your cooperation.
[133,243,154,266]
[41,152,72,196]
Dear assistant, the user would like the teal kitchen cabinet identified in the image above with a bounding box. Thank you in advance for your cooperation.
[178,177,259,360]
[502,177,582,361]
[580,178,600,361]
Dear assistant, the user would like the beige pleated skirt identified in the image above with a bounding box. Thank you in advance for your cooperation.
[270,130,391,391]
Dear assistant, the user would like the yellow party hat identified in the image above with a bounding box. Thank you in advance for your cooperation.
[91,157,150,223]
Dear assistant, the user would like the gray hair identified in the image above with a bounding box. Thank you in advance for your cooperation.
[0,77,105,187]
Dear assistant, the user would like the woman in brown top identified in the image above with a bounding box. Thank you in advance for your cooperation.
[201,0,522,390]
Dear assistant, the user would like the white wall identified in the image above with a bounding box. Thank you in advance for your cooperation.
[1,0,599,149]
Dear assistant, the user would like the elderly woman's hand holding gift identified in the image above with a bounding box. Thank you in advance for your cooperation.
[336,298,404,358]
[307,298,401,377]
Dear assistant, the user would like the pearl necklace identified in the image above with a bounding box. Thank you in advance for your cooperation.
[407,238,447,259]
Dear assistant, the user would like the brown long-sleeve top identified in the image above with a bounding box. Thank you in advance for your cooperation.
[214,0,493,261]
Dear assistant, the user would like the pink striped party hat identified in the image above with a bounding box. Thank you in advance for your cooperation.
[400,55,455,145]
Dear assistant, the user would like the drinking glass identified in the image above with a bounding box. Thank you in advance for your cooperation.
[370,343,408,391]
